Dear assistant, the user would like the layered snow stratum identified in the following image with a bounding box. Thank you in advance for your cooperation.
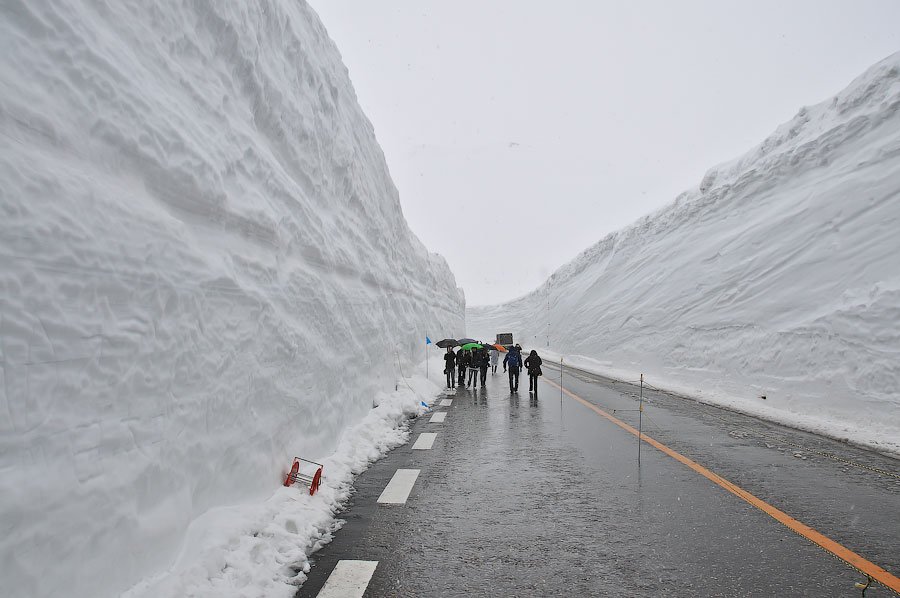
[0,1,463,597]
[470,53,900,456]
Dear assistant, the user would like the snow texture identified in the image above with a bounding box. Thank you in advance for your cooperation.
[470,53,900,457]
[0,1,462,597]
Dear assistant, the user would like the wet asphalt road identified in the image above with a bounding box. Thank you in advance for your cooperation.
[296,363,900,597]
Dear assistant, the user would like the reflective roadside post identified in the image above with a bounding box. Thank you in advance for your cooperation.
[638,373,644,465]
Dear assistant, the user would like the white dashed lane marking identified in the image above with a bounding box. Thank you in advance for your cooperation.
[439,399,453,406]
[411,432,436,450]
[429,412,446,423]
[377,469,420,504]
[316,560,378,598]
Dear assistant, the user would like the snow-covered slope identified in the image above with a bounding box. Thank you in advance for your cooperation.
[470,53,900,455]
[0,2,462,597]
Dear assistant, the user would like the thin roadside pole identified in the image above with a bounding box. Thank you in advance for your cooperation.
[425,331,429,380]
[560,357,564,405]
[638,373,644,465]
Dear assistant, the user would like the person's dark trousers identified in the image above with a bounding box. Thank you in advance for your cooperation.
[529,374,538,392]
[508,366,520,391]
[446,366,455,388]
[492,365,497,374]
[458,367,466,386]
[480,366,488,385]
[468,367,479,388]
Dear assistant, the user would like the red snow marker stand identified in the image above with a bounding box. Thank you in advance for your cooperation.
[283,457,324,496]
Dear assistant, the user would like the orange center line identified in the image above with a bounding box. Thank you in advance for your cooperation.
[542,377,900,592]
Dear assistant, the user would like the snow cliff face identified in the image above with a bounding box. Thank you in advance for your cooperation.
[0,2,462,597]
[469,54,900,454]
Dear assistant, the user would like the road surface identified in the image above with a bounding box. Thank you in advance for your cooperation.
[296,362,900,597]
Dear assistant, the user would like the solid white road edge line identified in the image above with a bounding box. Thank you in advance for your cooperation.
[316,560,378,598]
[429,412,447,423]
[377,469,420,505]
[412,432,436,450]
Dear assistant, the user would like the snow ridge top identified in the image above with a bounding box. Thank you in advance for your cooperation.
[542,52,900,297]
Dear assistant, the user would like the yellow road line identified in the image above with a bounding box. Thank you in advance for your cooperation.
[543,377,900,592]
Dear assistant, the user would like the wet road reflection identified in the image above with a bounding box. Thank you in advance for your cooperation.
[297,365,899,597]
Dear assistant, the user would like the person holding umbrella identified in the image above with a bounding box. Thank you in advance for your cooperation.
[490,348,499,374]
[457,348,469,387]
[467,347,481,388]
[479,346,490,386]
[443,347,457,389]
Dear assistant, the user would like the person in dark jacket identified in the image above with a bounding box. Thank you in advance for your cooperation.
[457,349,469,386]
[467,348,482,388]
[503,346,523,392]
[479,346,490,385]
[444,348,457,389]
[524,349,543,393]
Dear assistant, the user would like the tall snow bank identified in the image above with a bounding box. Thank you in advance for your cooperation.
[469,53,900,455]
[0,1,463,597]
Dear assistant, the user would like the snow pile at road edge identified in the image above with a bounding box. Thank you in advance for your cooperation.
[122,372,439,598]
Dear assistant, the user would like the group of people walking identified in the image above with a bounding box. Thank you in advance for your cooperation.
[443,343,543,394]
[443,345,490,389]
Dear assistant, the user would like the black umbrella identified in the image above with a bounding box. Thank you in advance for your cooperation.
[435,338,458,348]
[457,337,477,346]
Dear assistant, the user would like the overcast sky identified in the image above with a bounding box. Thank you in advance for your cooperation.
[307,0,900,306]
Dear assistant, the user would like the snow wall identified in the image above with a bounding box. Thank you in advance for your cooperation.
[469,53,900,456]
[0,2,463,597]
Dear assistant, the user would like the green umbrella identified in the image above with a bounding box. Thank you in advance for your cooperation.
[460,342,483,351]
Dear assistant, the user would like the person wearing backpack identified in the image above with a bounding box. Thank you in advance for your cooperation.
[524,349,543,394]
[443,348,457,389]
[503,345,523,392]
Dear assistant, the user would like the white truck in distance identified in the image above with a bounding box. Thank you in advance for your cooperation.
[496,333,513,348]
